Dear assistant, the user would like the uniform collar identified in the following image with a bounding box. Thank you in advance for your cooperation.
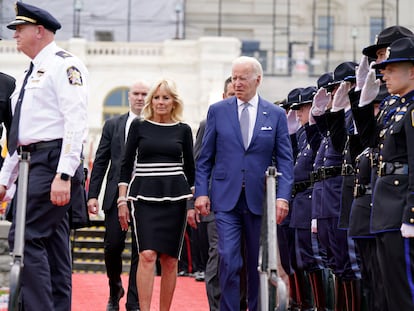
[32,41,57,68]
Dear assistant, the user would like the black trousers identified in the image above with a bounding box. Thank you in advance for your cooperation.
[104,202,139,309]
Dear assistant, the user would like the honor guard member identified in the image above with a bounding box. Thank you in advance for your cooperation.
[0,2,88,310]
[347,86,389,311]
[282,87,306,310]
[369,37,414,310]
[289,86,328,311]
[311,63,362,311]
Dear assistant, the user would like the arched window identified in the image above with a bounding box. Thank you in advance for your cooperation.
[102,87,130,121]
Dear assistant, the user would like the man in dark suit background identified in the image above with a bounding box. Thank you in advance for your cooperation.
[87,80,149,311]
[194,56,294,311]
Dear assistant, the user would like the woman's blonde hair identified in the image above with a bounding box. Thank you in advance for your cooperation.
[141,78,184,122]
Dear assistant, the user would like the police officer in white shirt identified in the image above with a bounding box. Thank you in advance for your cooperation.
[0,2,88,310]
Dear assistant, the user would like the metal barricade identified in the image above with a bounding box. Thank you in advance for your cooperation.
[258,166,288,311]
[8,152,30,311]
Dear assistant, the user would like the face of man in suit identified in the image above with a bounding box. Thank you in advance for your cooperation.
[223,81,235,99]
[231,62,261,103]
[128,81,149,116]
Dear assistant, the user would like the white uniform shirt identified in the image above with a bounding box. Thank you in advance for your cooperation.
[0,41,89,189]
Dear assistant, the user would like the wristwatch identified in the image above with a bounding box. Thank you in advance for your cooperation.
[60,173,71,181]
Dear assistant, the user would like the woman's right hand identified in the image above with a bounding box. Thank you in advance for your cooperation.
[118,202,130,231]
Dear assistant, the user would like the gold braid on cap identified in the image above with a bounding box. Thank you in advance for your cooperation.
[16,16,37,24]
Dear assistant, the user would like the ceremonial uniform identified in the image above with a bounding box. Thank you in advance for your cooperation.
[0,3,88,310]
[370,37,414,310]
[289,86,328,310]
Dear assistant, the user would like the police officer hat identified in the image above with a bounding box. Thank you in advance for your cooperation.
[362,26,413,59]
[373,37,414,69]
[317,72,334,89]
[285,87,304,109]
[324,62,357,92]
[276,98,290,110]
[7,2,61,33]
[291,86,317,110]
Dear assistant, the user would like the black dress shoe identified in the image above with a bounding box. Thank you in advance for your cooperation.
[127,309,140,311]
[106,287,125,311]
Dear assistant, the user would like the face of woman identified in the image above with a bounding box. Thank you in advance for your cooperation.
[151,85,175,119]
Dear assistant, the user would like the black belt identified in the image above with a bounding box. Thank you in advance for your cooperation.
[353,183,373,198]
[319,166,342,180]
[378,161,409,177]
[18,139,62,153]
[292,180,312,196]
[341,163,355,176]
[310,166,342,184]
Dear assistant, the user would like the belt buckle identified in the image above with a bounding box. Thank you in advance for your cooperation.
[320,168,326,180]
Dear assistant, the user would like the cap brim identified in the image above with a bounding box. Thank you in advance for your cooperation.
[324,81,340,92]
[362,43,388,59]
[343,75,356,83]
[290,101,312,110]
[372,58,414,69]
[7,19,34,30]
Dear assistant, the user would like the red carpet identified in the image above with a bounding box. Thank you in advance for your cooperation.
[72,273,209,311]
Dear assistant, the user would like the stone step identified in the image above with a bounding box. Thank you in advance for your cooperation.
[70,220,134,273]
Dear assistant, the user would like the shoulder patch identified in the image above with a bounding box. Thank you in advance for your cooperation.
[56,51,73,58]
[67,66,83,86]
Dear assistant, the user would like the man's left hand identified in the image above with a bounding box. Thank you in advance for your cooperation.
[51,175,71,206]
[276,199,289,224]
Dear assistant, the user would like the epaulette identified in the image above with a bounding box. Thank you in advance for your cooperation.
[56,51,73,58]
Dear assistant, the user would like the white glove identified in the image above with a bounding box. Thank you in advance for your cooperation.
[311,88,331,117]
[287,109,300,135]
[331,81,351,112]
[355,55,370,91]
[401,223,414,238]
[309,109,316,125]
[359,64,381,107]
[311,219,317,233]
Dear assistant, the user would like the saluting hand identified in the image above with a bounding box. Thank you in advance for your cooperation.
[331,81,351,112]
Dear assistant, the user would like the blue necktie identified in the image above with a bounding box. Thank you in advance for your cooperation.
[8,62,34,155]
[240,103,250,149]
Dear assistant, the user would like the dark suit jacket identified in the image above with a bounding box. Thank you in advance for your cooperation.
[0,72,15,135]
[195,96,294,215]
[88,113,128,211]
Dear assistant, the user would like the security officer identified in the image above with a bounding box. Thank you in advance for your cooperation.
[311,62,361,311]
[0,2,88,310]
[369,37,414,310]
[289,86,326,311]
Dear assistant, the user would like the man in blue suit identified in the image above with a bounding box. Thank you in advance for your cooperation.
[194,56,294,311]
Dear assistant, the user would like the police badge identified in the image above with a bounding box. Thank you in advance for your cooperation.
[67,66,83,86]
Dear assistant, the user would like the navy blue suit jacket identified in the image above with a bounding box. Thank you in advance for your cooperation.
[195,96,294,215]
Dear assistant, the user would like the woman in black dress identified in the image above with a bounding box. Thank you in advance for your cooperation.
[118,78,195,311]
